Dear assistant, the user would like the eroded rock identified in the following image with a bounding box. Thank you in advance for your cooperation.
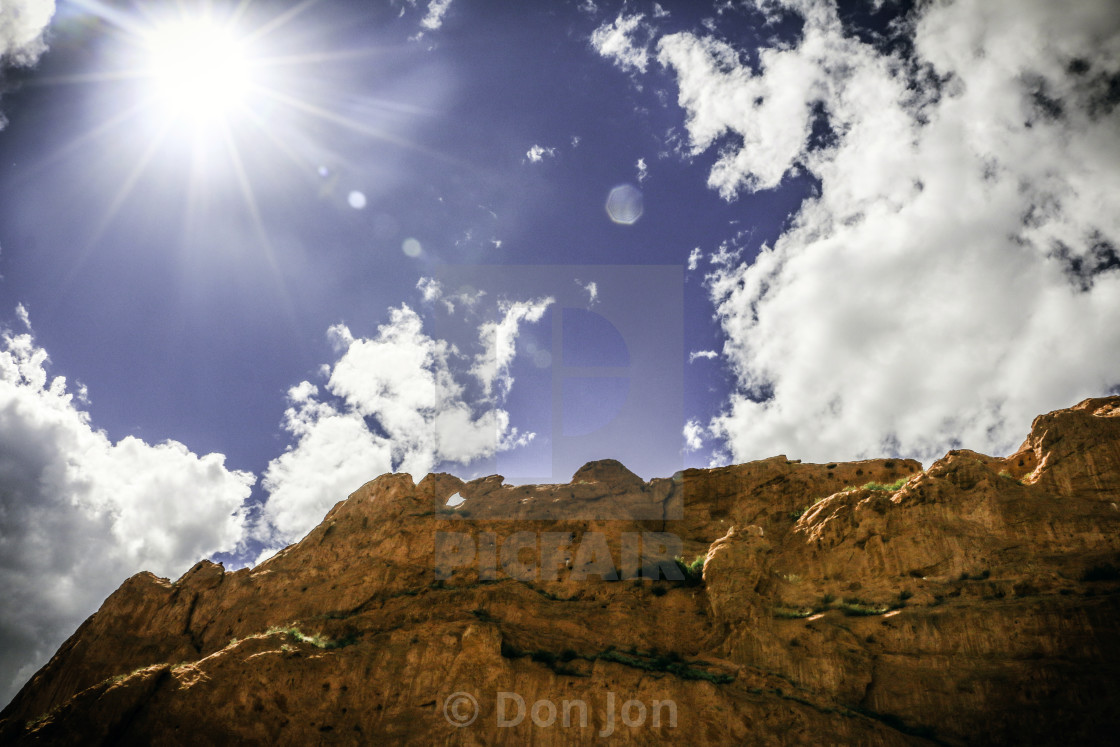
[3,398,1120,745]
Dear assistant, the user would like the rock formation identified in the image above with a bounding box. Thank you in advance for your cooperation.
[2,397,1120,745]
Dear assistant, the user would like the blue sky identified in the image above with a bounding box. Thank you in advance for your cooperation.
[0,0,771,475]
[2,0,1119,705]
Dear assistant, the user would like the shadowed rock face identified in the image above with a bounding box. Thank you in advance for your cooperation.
[2,398,1120,745]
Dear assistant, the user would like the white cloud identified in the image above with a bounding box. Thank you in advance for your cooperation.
[571,135,582,148]
[649,0,1120,464]
[687,247,702,271]
[259,393,393,543]
[653,3,670,20]
[472,297,554,398]
[576,279,599,306]
[0,0,55,128]
[439,285,487,315]
[525,144,557,163]
[578,0,598,16]
[417,276,443,303]
[14,303,30,329]
[261,303,547,544]
[683,418,705,451]
[287,379,318,403]
[636,157,649,183]
[0,320,253,706]
[689,350,718,363]
[0,0,54,66]
[656,18,837,199]
[590,13,653,74]
[420,0,453,30]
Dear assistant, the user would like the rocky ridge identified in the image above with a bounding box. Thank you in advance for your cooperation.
[1,397,1119,744]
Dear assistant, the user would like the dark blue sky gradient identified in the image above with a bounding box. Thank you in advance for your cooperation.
[0,0,816,493]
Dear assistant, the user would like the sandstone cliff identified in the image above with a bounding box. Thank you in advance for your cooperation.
[2,397,1120,745]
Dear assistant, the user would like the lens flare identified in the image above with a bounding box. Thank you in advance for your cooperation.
[606,184,643,225]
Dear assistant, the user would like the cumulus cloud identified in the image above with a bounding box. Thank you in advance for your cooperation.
[687,247,702,271]
[420,0,453,31]
[0,0,55,128]
[261,303,547,543]
[0,0,53,66]
[651,0,1120,464]
[689,350,718,363]
[13,302,29,329]
[636,157,649,183]
[656,18,834,198]
[416,276,443,303]
[525,144,557,163]
[0,315,253,706]
[591,13,654,74]
[472,297,554,399]
[683,418,705,451]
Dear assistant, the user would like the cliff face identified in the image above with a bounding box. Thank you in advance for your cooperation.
[2,397,1120,745]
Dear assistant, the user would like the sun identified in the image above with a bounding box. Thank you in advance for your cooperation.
[47,1,428,252]
[142,18,252,124]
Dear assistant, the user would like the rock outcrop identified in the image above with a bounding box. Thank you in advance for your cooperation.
[2,397,1120,745]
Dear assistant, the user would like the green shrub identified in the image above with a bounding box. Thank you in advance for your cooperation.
[838,598,889,616]
[779,591,910,617]
[860,477,908,492]
[673,554,706,586]
[791,495,831,520]
[268,625,356,650]
[27,705,63,730]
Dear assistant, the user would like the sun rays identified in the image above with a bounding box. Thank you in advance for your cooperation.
[35,0,433,263]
